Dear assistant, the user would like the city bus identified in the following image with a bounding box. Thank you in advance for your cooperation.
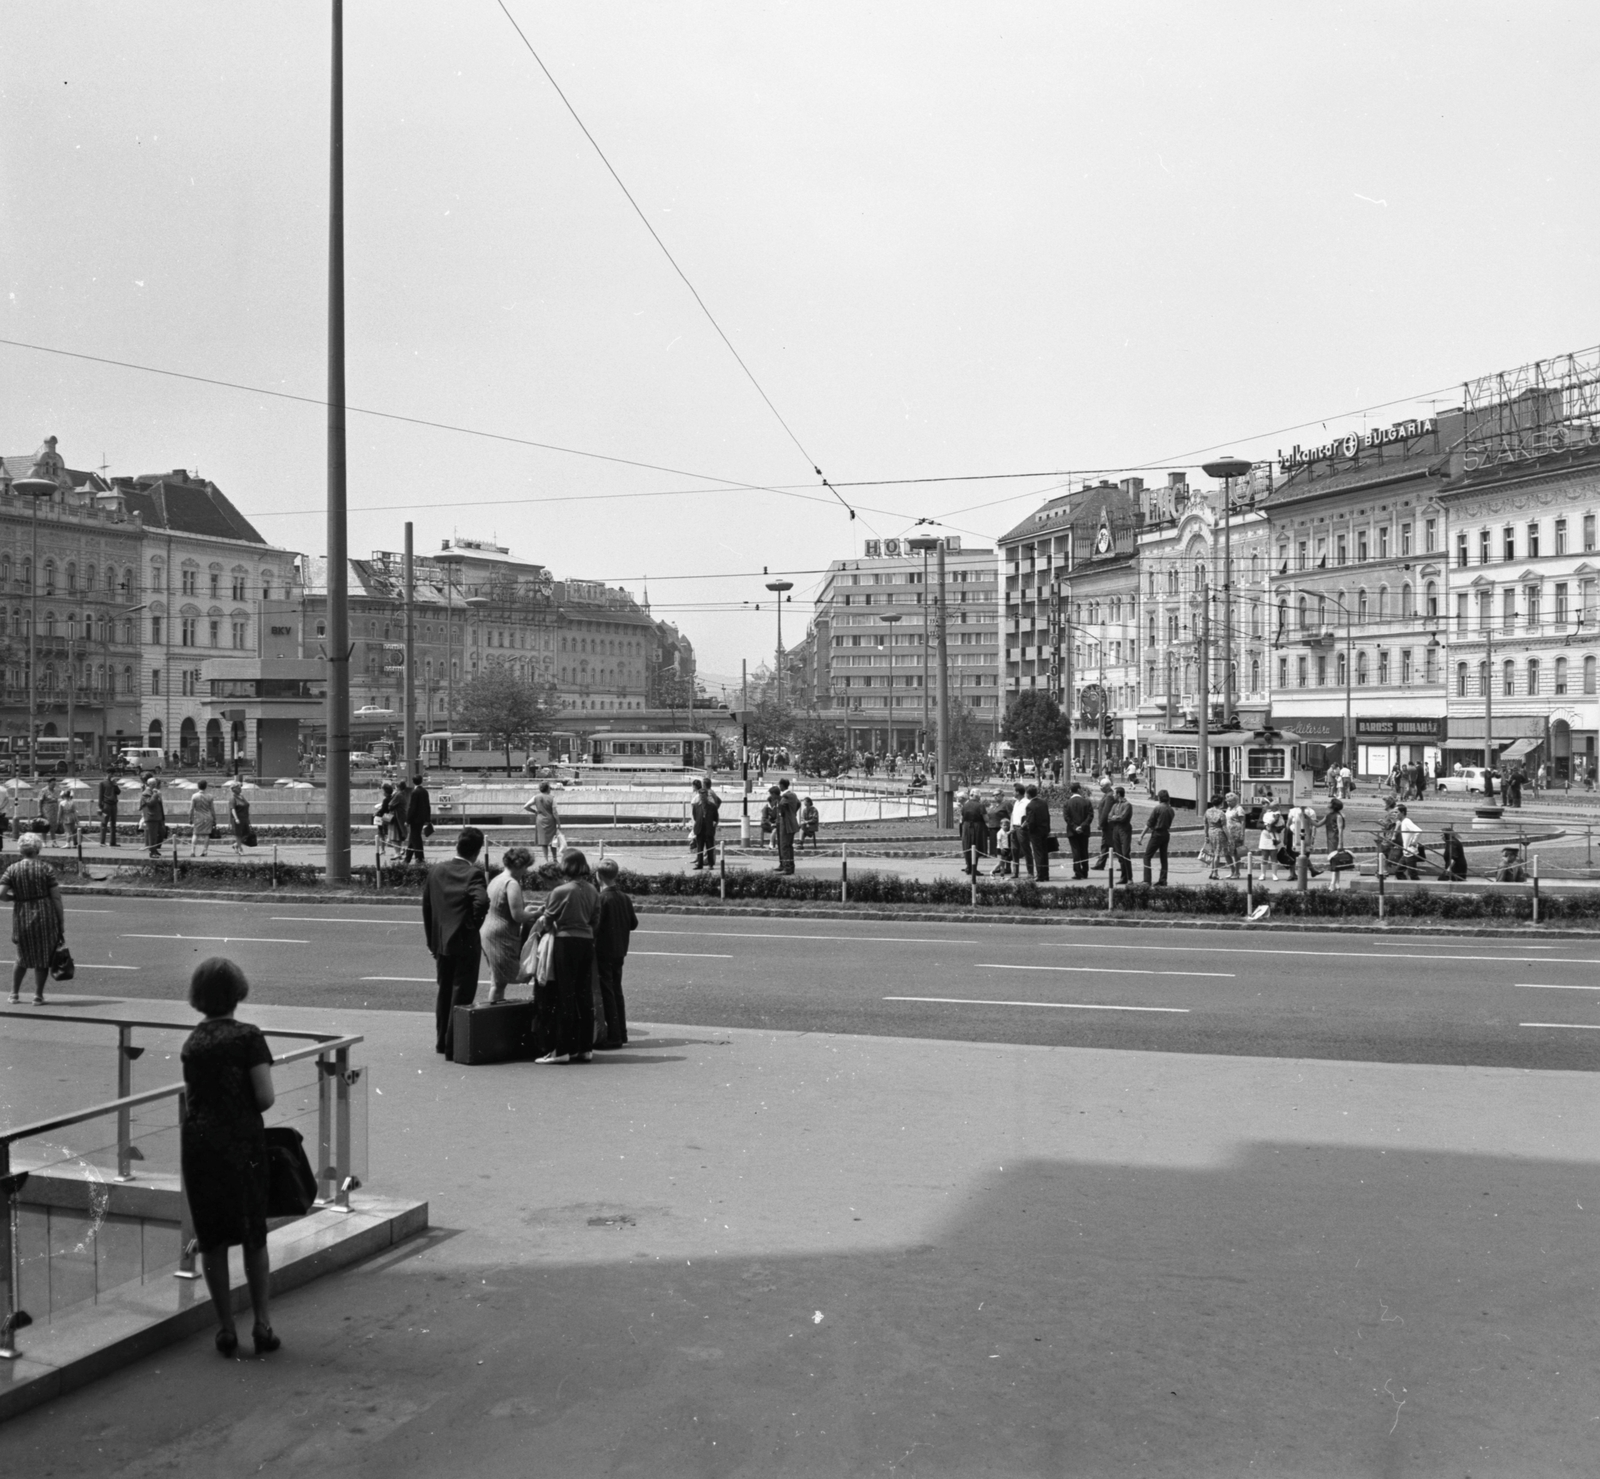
[1141,726,1313,809]
[587,732,709,771]
[30,737,87,774]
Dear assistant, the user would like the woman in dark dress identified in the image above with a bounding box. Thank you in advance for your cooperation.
[180,957,280,1357]
[532,849,600,1063]
[0,833,63,1004]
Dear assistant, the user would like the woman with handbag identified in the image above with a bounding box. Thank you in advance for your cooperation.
[522,782,561,863]
[530,848,601,1064]
[227,779,251,857]
[139,779,166,859]
[1,833,64,1004]
[481,846,538,1004]
[179,957,281,1358]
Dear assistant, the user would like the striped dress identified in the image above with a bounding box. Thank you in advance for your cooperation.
[1,857,62,969]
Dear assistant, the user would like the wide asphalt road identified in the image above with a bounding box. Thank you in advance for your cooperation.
[48,894,1600,1070]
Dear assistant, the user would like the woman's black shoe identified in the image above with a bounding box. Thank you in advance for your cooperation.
[251,1324,280,1355]
[215,1328,238,1357]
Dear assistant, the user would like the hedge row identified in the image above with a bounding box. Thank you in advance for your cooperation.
[85,856,1590,922]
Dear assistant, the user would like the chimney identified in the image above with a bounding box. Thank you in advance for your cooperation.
[1119,476,1145,496]
[1168,471,1187,488]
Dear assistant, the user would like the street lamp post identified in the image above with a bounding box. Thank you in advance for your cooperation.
[879,612,902,756]
[1202,456,1252,728]
[765,579,794,707]
[906,537,942,789]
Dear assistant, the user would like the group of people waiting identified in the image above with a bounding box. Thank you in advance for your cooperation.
[372,776,433,863]
[423,827,638,1065]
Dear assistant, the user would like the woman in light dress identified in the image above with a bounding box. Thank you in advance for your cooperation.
[481,846,539,1004]
[1256,793,1284,881]
[190,780,217,857]
[522,783,560,863]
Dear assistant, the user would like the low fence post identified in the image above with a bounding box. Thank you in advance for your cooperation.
[1531,853,1541,924]
[173,1091,201,1280]
[272,843,279,890]
[1376,850,1386,921]
[841,844,848,904]
[333,1045,357,1212]
[75,832,84,878]
[115,1025,144,1181]
[314,1052,335,1207]
[1244,852,1253,917]
[969,845,978,907]
[719,838,726,900]
[1106,860,1115,912]
[171,837,178,885]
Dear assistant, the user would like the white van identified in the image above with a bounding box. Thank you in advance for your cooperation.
[119,747,164,774]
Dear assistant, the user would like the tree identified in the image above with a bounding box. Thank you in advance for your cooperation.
[744,696,794,756]
[944,700,994,783]
[454,662,560,775]
[794,713,849,778]
[1000,691,1070,776]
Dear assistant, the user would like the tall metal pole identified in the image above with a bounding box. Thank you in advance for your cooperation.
[740,658,750,841]
[1060,579,1073,782]
[1344,611,1353,779]
[1196,577,1210,807]
[881,612,902,757]
[921,547,930,759]
[1484,612,1495,795]
[1222,482,1234,725]
[29,495,38,780]
[324,0,351,881]
[935,539,951,826]
[403,522,416,780]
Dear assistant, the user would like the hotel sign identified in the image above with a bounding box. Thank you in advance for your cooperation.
[1278,417,1436,472]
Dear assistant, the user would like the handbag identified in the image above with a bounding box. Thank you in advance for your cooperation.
[529,931,555,987]
[263,1125,319,1217]
[244,826,259,848]
[49,942,74,981]
[1045,835,1060,853]
[551,829,567,854]
[1326,848,1354,871]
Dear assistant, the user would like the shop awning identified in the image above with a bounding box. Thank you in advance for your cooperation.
[1499,737,1542,761]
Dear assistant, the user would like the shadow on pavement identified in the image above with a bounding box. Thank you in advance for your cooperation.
[8,1141,1594,1476]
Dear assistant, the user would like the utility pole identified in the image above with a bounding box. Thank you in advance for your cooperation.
[323,0,351,882]
[921,546,931,760]
[1196,576,1210,808]
[403,522,416,780]
[1484,609,1495,799]
[740,658,750,843]
[1058,579,1072,782]
[766,579,793,707]
[935,538,951,827]
[1203,457,1252,728]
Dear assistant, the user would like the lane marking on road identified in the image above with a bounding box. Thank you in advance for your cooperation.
[361,976,436,983]
[1049,941,1583,966]
[885,995,1189,1014]
[271,917,412,925]
[630,951,732,959]
[1514,983,1600,991]
[0,960,137,970]
[978,962,1233,979]
[638,930,979,946]
[1520,1021,1600,1030]
[120,934,307,945]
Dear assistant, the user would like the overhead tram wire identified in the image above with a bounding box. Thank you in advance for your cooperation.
[492,0,856,523]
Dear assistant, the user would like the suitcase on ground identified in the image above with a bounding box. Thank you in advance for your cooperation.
[452,999,534,1065]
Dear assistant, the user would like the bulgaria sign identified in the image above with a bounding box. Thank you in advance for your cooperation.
[1278,416,1436,472]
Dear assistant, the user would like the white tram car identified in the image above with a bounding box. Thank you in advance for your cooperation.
[1142,726,1314,809]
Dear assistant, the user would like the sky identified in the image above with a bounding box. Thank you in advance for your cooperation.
[3,1,1597,688]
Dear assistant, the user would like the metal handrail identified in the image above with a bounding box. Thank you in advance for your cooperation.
[0,1007,350,1043]
[0,1032,363,1149]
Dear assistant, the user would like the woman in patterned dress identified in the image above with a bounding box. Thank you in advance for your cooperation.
[180,957,280,1358]
[0,833,63,1004]
[190,780,217,857]
[480,846,538,1003]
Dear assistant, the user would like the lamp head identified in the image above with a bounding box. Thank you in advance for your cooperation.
[1201,456,1252,482]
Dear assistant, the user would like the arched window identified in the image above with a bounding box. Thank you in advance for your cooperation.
[1355,651,1368,685]
[1401,584,1413,618]
[1250,656,1260,692]
[1503,659,1515,697]
[21,557,32,590]
[1478,660,1488,695]
[1456,661,1468,697]
[65,562,76,593]
[1377,586,1389,621]
[1297,595,1308,629]
[1276,598,1287,636]
[1357,589,1369,623]
[0,556,9,587]
[43,560,55,595]
[1167,569,1178,596]
[44,611,56,637]
[122,568,134,596]
[1528,658,1541,696]
[1317,594,1327,627]
[66,612,77,641]
[84,565,96,594]
[1425,580,1438,619]
[1555,656,1568,695]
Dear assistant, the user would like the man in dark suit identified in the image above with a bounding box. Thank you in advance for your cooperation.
[423,826,489,1059]
[775,778,800,874]
[405,773,432,863]
[98,769,121,846]
[1022,782,1053,882]
[1062,781,1094,879]
[1141,788,1176,885]
[1091,778,1116,869]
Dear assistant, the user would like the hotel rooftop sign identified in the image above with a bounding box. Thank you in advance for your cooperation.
[1278,416,1436,472]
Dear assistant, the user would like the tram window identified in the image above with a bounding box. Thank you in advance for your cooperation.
[1245,748,1287,780]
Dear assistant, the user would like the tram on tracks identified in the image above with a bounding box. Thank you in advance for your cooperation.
[1141,725,1314,808]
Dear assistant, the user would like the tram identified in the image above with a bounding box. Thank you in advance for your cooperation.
[1141,726,1314,809]
[587,731,710,771]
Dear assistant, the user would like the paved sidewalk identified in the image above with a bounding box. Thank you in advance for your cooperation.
[4,997,1597,1474]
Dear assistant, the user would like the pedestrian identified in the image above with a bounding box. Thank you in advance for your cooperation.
[1141,788,1176,885]
[1107,787,1134,883]
[1091,778,1115,871]
[984,790,1005,858]
[993,814,1015,876]
[59,788,80,848]
[480,845,538,1005]
[522,781,561,863]
[1009,783,1032,878]
[1440,823,1468,882]
[775,778,800,874]
[1202,794,1225,880]
[190,780,216,857]
[1396,803,1422,879]
[1019,783,1052,882]
[405,773,432,863]
[39,778,61,847]
[800,796,820,850]
[1062,781,1094,879]
[760,786,779,848]
[593,856,637,1049]
[531,848,601,1064]
[959,788,988,878]
[1323,796,1345,855]
[1339,763,1353,799]
[227,779,251,857]
[1,833,63,1004]
[179,957,280,1358]
[689,778,719,870]
[373,781,395,860]
[422,826,490,1059]
[97,767,120,847]
[1223,791,1245,878]
[1257,798,1284,881]
[140,777,166,858]
[1495,845,1525,883]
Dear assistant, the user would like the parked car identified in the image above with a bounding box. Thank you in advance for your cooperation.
[1436,766,1498,794]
